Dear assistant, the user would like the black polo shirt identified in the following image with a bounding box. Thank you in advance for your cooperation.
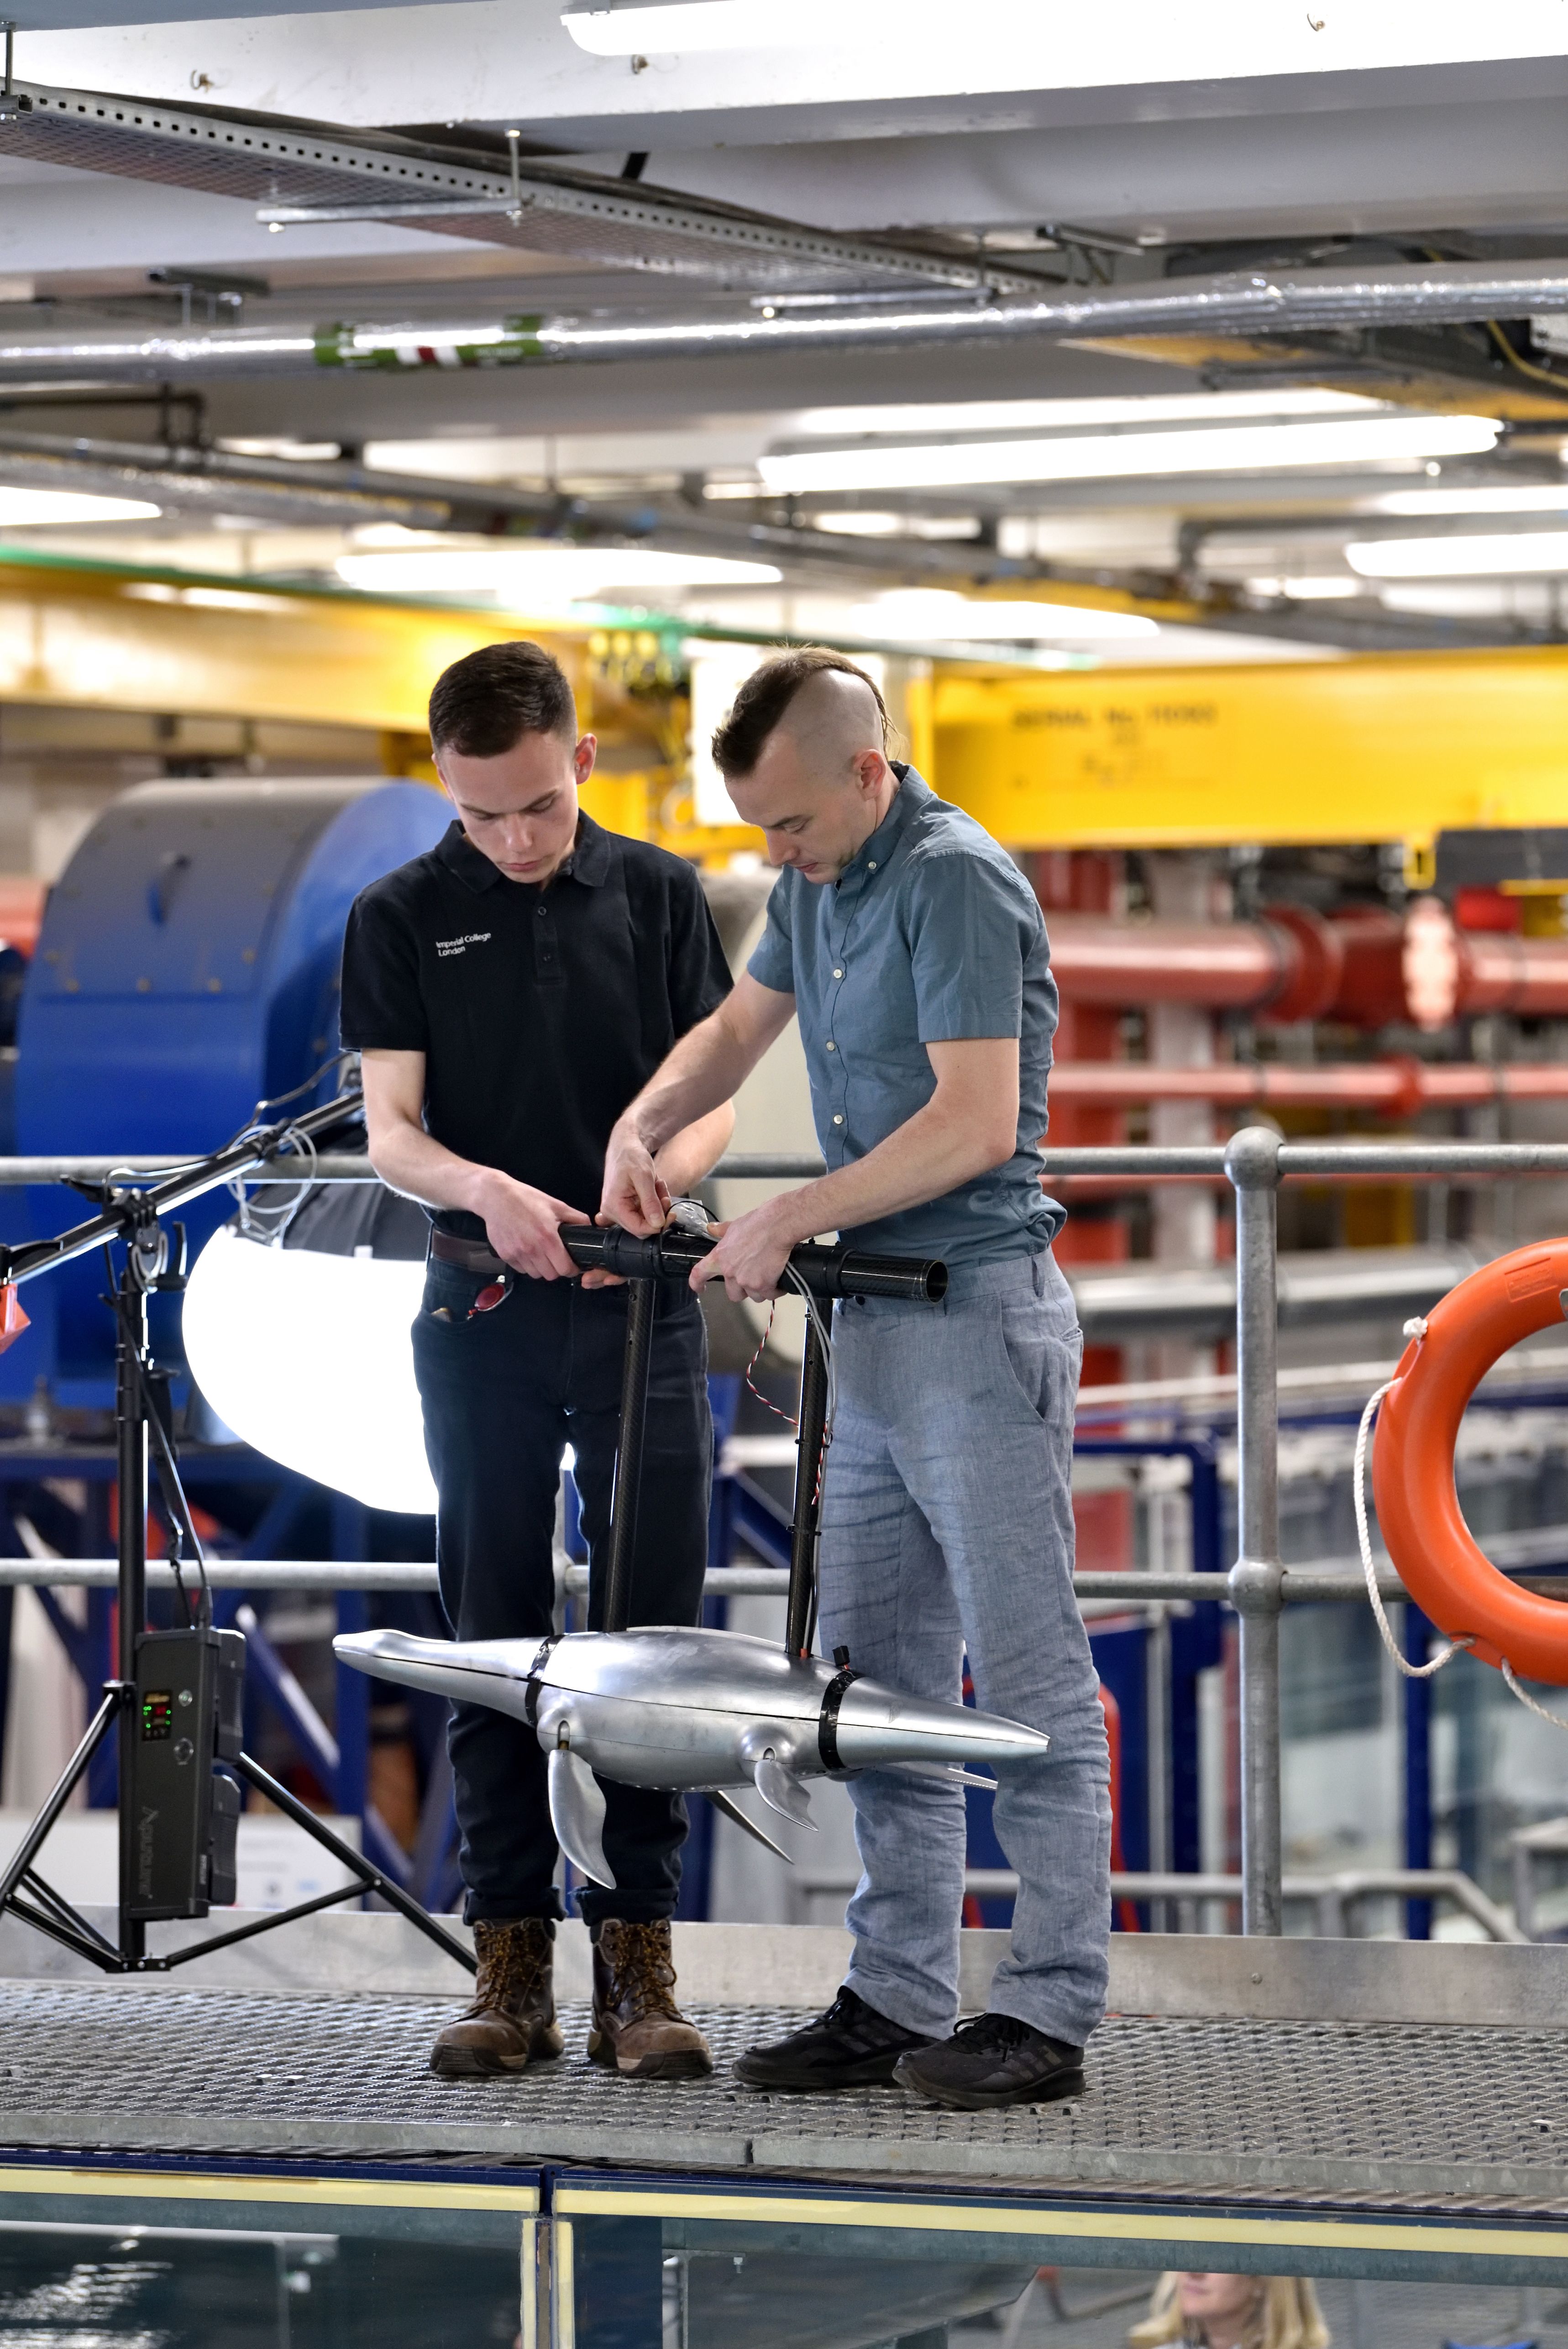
[339,815,731,1239]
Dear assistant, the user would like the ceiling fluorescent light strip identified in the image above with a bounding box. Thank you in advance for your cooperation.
[758,414,1500,496]
[1347,531,1568,578]
[335,549,782,593]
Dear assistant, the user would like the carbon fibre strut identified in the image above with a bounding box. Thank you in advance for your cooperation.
[563,1216,944,1659]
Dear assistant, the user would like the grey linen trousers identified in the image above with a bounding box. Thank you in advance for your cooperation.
[816,1248,1112,2047]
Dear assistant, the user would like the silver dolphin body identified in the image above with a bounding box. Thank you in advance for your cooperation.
[333,1625,1051,1887]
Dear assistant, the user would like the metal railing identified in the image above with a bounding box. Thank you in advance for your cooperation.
[794,1865,1525,1942]
[0,1150,831,1188]
[1038,1130,1568,1935]
[6,1130,1568,1937]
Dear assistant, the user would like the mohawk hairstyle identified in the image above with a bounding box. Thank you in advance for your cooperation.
[710,647,889,779]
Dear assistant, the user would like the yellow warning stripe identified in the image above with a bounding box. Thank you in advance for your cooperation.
[556,2186,1568,2262]
[0,2164,537,2214]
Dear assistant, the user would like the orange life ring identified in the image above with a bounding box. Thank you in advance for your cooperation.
[1373,1237,1568,1684]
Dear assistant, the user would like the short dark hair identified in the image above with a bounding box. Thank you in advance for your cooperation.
[711,647,889,779]
[429,641,576,758]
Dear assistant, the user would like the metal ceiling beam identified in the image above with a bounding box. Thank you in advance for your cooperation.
[0,428,1548,652]
[0,81,1050,294]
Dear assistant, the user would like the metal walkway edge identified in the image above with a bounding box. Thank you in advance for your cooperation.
[0,1981,1565,2206]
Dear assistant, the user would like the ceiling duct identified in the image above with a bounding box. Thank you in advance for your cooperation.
[5,270,1568,395]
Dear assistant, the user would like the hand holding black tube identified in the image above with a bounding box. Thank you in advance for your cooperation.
[559,1221,947,1303]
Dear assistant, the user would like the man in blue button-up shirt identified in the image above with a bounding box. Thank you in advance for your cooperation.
[603,650,1111,2112]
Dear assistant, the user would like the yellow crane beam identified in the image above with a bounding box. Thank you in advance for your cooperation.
[5,546,1568,870]
[0,549,673,835]
[0,553,594,730]
[931,648,1568,865]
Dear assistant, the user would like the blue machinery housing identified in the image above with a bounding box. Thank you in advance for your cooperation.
[5,776,449,1400]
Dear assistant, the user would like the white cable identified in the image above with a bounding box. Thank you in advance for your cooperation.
[1354,1321,1568,1726]
[229,1127,319,1243]
[1353,1337,1471,1681]
[1501,1660,1568,1730]
[785,1267,837,1451]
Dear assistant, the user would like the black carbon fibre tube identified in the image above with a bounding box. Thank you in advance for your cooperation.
[787,1315,830,1662]
[560,1224,947,1302]
[602,1279,656,1638]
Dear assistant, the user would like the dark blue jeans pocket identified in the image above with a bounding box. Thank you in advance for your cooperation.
[420,1262,486,1323]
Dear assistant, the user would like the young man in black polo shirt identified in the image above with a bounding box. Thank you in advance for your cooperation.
[340,640,734,2083]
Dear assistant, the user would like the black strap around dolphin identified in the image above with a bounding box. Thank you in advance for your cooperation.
[523,1636,559,1727]
[818,1645,861,1772]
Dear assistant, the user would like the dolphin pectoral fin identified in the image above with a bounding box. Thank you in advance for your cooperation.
[705,1788,794,1867]
[884,1762,998,1792]
[548,1746,612,1887]
[751,1752,816,1829]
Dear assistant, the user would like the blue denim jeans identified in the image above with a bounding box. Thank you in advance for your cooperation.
[817,1249,1111,2047]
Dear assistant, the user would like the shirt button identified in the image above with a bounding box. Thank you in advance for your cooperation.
[833,967,844,979]
[825,1040,835,1051]
[536,907,546,918]
[867,861,877,871]
[832,1114,844,1125]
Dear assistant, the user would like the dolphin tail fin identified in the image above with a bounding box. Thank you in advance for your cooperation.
[705,1788,793,1866]
[547,1743,612,1886]
[751,1751,816,1828]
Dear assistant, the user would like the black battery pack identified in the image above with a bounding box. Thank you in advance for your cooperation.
[128,1625,246,1921]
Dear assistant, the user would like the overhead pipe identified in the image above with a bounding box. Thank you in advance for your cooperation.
[4,256,1568,382]
[1049,1060,1568,1114]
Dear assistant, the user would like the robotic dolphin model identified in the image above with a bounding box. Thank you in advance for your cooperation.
[343,1219,1049,1890]
[335,1625,1051,1889]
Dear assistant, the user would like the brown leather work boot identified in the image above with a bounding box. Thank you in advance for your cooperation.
[588,1919,713,2081]
[429,1918,564,2080]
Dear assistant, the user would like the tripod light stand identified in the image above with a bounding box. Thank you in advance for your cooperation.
[0,1087,474,1979]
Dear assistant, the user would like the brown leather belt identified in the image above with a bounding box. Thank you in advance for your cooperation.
[430,1229,507,1277]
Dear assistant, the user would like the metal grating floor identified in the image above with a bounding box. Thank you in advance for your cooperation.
[0,1983,1563,2201]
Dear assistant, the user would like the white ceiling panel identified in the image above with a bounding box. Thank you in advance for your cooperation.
[21,2,1568,152]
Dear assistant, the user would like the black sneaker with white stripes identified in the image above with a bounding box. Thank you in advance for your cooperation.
[893,2011,1085,2110]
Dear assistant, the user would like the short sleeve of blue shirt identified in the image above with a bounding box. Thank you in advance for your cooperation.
[745,871,797,995]
[907,847,1032,1043]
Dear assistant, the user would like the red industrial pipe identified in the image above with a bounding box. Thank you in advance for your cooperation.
[1048,1060,1568,1115]
[1051,902,1568,1030]
[1048,905,1401,1026]
[1402,897,1568,1029]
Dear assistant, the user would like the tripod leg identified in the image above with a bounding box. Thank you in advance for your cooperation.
[602,1277,656,1637]
[115,1259,149,1966]
[235,1751,476,1974]
[0,1687,121,1913]
[785,1315,829,1661]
